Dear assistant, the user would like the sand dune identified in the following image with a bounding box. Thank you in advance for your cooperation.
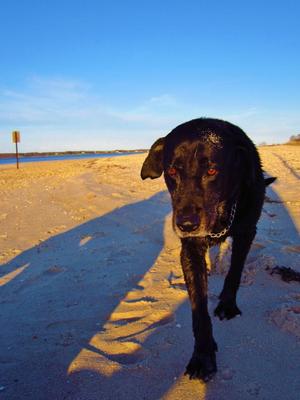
[0,146,299,399]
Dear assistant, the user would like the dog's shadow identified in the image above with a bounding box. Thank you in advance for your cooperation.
[0,191,180,399]
[1,185,299,399]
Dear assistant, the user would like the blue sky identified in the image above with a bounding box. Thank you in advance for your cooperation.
[1,0,300,152]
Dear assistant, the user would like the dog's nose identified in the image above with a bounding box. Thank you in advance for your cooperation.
[176,214,200,232]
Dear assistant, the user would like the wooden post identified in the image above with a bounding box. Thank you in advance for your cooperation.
[12,131,20,169]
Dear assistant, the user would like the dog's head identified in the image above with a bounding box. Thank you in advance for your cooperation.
[141,118,273,238]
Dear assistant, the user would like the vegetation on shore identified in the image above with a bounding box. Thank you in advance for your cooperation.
[287,134,300,145]
[0,149,147,159]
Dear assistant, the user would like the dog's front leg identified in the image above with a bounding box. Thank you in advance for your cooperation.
[181,238,217,381]
[214,230,256,320]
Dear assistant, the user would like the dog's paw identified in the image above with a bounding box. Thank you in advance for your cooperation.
[214,300,242,320]
[184,351,217,382]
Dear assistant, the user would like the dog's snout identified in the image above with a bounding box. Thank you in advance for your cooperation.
[176,213,200,232]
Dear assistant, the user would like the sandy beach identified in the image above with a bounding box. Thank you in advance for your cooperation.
[0,146,299,400]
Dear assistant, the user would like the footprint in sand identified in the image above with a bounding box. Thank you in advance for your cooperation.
[241,254,275,286]
[245,382,261,396]
[98,341,148,365]
[289,293,300,301]
[168,271,186,290]
[104,347,147,365]
[262,208,277,218]
[147,314,175,329]
[112,316,143,326]
[45,265,66,275]
[86,192,97,200]
[100,301,175,366]
[19,265,65,289]
[268,302,300,338]
[220,367,235,381]
[124,296,158,304]
[283,244,300,254]
[79,235,93,246]
[85,160,98,168]
[46,225,67,235]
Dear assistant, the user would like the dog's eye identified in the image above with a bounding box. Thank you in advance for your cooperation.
[167,167,177,177]
[207,168,217,176]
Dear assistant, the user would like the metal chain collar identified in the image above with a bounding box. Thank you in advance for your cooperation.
[207,202,237,239]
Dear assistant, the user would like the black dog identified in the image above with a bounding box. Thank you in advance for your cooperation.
[141,118,276,381]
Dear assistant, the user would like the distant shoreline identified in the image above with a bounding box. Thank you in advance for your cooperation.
[0,149,147,159]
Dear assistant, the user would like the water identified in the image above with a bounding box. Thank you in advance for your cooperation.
[0,152,144,165]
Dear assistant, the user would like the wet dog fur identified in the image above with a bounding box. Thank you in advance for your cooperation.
[141,118,276,381]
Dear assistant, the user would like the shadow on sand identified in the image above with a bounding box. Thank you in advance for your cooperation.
[0,185,299,400]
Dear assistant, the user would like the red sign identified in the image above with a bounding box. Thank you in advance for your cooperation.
[12,131,20,143]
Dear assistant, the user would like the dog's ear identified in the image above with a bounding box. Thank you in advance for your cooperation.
[264,177,277,186]
[141,137,165,180]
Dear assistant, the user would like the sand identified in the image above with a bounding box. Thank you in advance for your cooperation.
[0,146,299,400]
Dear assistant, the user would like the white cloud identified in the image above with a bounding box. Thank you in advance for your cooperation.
[148,94,178,107]
[0,76,299,151]
[0,77,181,151]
